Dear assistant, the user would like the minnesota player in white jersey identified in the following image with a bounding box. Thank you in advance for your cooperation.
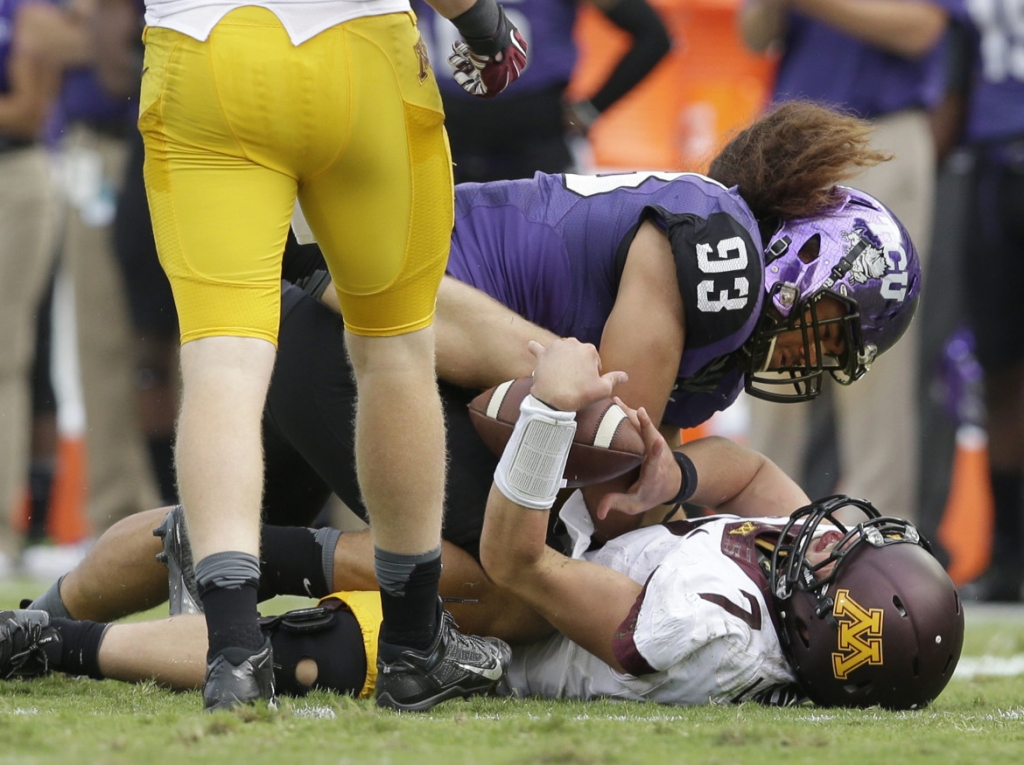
[2,340,963,710]
[501,500,800,705]
[480,338,964,710]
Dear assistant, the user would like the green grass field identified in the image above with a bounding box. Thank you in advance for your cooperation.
[3,578,1024,765]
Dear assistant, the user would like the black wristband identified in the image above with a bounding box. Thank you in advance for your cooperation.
[670,451,698,506]
[451,0,502,54]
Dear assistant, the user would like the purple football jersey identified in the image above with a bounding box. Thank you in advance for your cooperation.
[953,0,1024,143]
[447,172,765,428]
[773,1,958,119]
[412,0,578,99]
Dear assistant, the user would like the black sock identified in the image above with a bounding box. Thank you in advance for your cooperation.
[195,552,265,660]
[49,618,108,679]
[990,470,1023,576]
[199,584,264,660]
[258,526,331,601]
[375,547,442,657]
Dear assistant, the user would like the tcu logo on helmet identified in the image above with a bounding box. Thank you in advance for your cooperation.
[840,218,910,302]
[831,589,884,680]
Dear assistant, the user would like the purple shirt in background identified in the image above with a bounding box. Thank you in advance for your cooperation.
[412,0,578,100]
[446,172,765,428]
[952,0,1024,143]
[773,1,957,119]
[59,69,133,122]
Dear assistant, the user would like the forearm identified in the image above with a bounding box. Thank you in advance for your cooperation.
[315,274,555,387]
[479,487,639,668]
[739,0,790,53]
[1,28,61,137]
[0,94,47,138]
[684,436,810,516]
[14,3,95,68]
[585,0,672,113]
[434,277,558,389]
[91,0,143,98]
[424,0,480,19]
[789,0,947,58]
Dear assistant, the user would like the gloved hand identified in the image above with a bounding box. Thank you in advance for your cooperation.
[449,5,528,99]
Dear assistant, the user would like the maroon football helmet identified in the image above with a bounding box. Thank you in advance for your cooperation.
[770,495,964,709]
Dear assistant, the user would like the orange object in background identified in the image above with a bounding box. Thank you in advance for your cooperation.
[938,427,994,586]
[567,0,776,171]
[14,435,91,545]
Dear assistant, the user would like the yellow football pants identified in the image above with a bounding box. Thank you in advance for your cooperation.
[139,8,454,343]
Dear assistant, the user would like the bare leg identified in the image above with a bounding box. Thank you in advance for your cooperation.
[98,615,207,689]
[345,328,447,661]
[54,507,170,622]
[98,614,343,694]
[177,337,274,561]
[346,329,445,556]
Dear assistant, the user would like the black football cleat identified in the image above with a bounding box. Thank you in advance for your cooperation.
[0,610,60,680]
[202,637,278,712]
[153,505,202,616]
[375,606,511,712]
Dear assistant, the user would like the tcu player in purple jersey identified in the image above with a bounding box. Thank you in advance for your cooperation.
[2,340,964,710]
[947,0,1024,602]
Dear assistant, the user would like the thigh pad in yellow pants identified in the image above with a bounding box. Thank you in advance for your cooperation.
[139,8,454,343]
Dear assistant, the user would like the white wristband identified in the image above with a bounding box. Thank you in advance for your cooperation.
[493,395,577,510]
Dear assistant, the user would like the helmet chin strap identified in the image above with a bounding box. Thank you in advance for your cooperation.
[758,335,778,373]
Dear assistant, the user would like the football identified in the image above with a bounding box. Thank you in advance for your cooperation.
[468,377,645,488]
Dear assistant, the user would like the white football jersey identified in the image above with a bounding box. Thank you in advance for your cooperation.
[144,0,412,45]
[502,494,800,705]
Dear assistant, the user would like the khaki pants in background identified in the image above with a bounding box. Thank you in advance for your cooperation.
[746,109,935,522]
[0,146,60,560]
[60,125,160,535]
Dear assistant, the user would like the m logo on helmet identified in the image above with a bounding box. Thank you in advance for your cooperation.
[831,589,884,679]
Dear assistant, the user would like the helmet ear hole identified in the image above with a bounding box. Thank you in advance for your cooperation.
[795,618,810,649]
[797,234,821,264]
[893,594,908,617]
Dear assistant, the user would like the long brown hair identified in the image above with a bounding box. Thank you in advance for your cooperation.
[707,101,892,244]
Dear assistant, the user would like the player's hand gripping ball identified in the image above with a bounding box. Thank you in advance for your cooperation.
[449,6,528,99]
[469,377,644,488]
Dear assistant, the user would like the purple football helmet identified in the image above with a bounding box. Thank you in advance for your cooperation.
[743,187,922,402]
[770,495,964,710]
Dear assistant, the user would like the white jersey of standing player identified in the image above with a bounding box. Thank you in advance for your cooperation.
[501,494,801,705]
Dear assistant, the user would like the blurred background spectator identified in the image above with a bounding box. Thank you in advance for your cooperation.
[943,0,1024,602]
[12,0,159,572]
[738,0,954,529]
[97,0,178,506]
[0,0,62,576]
[413,0,672,182]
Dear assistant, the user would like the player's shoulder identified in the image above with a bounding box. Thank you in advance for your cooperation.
[642,191,764,355]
